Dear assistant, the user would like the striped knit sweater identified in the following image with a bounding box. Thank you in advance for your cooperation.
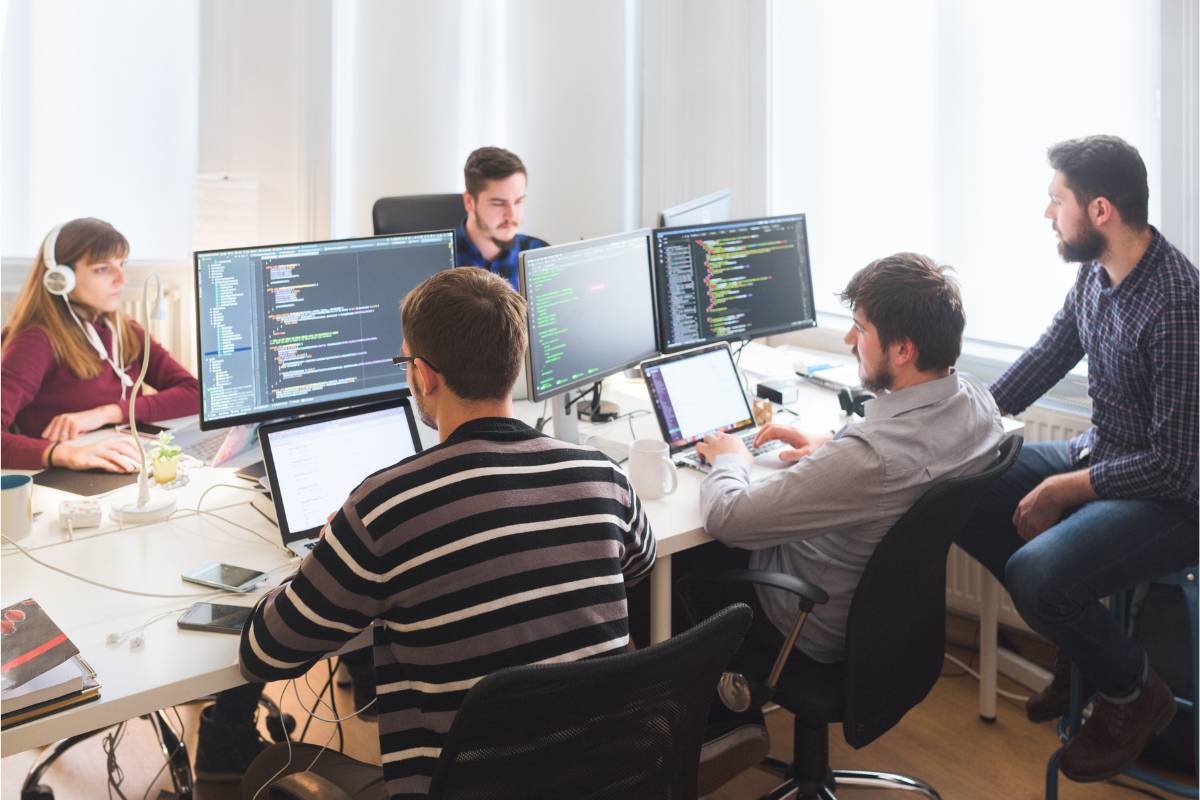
[239,417,657,798]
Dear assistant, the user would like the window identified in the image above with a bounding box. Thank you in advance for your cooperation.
[770,0,1161,349]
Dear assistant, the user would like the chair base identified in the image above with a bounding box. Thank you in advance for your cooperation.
[762,769,942,800]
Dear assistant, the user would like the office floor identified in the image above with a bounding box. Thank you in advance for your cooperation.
[1,640,1193,799]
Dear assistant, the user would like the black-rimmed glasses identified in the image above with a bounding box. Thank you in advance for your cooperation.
[392,355,441,373]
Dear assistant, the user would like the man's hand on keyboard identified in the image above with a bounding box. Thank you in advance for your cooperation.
[696,432,752,467]
[753,424,833,463]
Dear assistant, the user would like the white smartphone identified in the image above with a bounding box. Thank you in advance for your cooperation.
[181,562,266,593]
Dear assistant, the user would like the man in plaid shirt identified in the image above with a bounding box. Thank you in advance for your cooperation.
[958,135,1198,783]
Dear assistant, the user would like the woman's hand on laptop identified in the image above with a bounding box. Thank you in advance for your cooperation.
[753,424,832,462]
[696,432,751,466]
[52,437,142,473]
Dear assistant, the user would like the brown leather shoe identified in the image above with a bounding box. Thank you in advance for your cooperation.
[1059,667,1176,783]
[1027,649,1074,723]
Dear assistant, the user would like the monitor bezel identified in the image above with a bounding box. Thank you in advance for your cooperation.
[193,229,456,431]
[656,188,733,228]
[651,213,817,354]
[519,228,660,403]
[258,396,423,544]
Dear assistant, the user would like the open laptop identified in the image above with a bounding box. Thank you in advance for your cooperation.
[641,343,786,472]
[258,399,424,557]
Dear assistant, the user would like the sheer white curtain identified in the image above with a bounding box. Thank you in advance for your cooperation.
[2,0,199,261]
[770,0,1161,348]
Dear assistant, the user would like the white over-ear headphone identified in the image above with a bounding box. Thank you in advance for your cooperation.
[41,225,77,296]
[39,222,133,395]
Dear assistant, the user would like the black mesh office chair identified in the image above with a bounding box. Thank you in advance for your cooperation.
[688,434,1023,800]
[371,193,464,236]
[250,603,753,800]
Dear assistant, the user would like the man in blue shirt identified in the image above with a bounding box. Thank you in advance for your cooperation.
[958,135,1198,783]
[455,146,548,291]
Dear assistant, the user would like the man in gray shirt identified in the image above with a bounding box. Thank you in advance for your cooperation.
[696,252,1005,663]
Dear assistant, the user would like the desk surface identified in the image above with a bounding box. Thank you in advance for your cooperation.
[1,344,1013,755]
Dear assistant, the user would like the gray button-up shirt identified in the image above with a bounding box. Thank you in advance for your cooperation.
[700,371,1005,663]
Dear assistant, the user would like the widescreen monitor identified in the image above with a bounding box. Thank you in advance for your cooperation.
[657,189,732,228]
[652,213,816,352]
[520,230,659,403]
[194,230,455,429]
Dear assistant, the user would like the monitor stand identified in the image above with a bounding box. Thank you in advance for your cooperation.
[575,383,619,423]
[550,394,580,444]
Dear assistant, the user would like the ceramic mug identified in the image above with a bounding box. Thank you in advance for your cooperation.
[1,474,34,541]
[627,439,679,500]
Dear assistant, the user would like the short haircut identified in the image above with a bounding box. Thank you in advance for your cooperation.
[401,267,527,401]
[1047,135,1149,229]
[464,146,527,197]
[840,252,965,372]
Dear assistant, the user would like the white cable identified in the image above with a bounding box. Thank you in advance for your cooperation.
[251,690,295,800]
[943,652,1032,703]
[290,671,376,724]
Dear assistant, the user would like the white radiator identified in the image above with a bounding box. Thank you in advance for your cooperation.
[946,407,1091,630]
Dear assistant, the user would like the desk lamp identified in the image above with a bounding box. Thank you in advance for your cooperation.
[111,274,176,524]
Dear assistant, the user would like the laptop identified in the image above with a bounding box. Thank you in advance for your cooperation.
[641,343,786,472]
[258,399,424,557]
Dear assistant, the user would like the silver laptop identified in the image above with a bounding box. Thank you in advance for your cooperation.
[258,399,423,556]
[641,343,785,472]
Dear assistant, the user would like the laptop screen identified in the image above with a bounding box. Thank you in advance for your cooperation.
[260,401,422,542]
[642,345,755,451]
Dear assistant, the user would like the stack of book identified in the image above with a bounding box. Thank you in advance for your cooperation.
[1,598,99,727]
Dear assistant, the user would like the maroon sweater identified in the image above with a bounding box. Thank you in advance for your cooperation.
[2,323,199,469]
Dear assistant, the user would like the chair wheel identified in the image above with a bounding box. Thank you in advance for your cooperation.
[266,711,297,742]
[20,784,56,800]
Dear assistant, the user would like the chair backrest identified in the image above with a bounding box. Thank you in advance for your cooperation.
[841,434,1022,748]
[372,193,464,236]
[427,603,753,800]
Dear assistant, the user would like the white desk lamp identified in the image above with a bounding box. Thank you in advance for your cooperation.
[111,274,177,524]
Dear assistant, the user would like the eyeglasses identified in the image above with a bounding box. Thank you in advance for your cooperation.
[391,355,441,374]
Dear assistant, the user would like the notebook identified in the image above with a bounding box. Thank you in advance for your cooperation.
[640,343,787,472]
[259,399,424,557]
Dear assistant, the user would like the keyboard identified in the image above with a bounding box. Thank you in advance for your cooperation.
[677,431,784,470]
[181,431,227,462]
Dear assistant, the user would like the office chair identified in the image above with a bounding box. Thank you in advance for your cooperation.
[371,193,464,236]
[686,434,1023,800]
[1046,565,1199,799]
[250,603,753,800]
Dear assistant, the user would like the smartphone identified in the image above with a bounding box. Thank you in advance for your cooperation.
[177,602,253,635]
[116,422,170,436]
[181,562,266,593]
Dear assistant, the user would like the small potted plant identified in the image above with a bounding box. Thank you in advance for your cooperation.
[150,431,183,484]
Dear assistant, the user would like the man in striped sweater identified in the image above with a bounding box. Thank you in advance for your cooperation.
[238,267,656,798]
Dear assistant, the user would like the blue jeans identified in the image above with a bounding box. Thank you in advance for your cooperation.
[957,441,1198,697]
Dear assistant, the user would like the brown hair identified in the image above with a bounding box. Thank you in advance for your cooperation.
[2,218,141,378]
[840,252,964,372]
[464,147,527,197]
[1048,135,1149,229]
[401,267,527,401]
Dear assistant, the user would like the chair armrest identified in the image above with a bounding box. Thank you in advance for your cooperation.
[267,772,353,800]
[680,568,830,610]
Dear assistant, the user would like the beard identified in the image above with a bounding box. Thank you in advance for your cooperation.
[1056,222,1106,263]
[472,211,518,250]
[410,371,437,429]
[854,347,894,393]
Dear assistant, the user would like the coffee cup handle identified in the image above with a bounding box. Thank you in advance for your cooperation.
[660,457,678,495]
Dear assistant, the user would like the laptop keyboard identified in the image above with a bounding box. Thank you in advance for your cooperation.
[182,431,227,462]
[679,431,784,469]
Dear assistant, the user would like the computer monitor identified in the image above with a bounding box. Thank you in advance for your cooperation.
[657,189,732,228]
[194,230,455,429]
[520,230,659,403]
[652,213,816,353]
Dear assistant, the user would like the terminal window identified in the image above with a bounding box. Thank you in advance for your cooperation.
[655,215,815,351]
[196,233,454,426]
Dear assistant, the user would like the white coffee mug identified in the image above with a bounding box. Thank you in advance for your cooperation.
[1,475,34,541]
[628,439,678,500]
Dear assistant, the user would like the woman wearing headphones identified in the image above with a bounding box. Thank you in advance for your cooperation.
[1,218,197,471]
[1,218,273,780]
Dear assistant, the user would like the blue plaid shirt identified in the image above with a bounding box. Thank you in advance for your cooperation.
[991,227,1198,505]
[454,217,549,291]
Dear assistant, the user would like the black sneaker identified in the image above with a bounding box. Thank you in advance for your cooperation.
[193,704,270,782]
